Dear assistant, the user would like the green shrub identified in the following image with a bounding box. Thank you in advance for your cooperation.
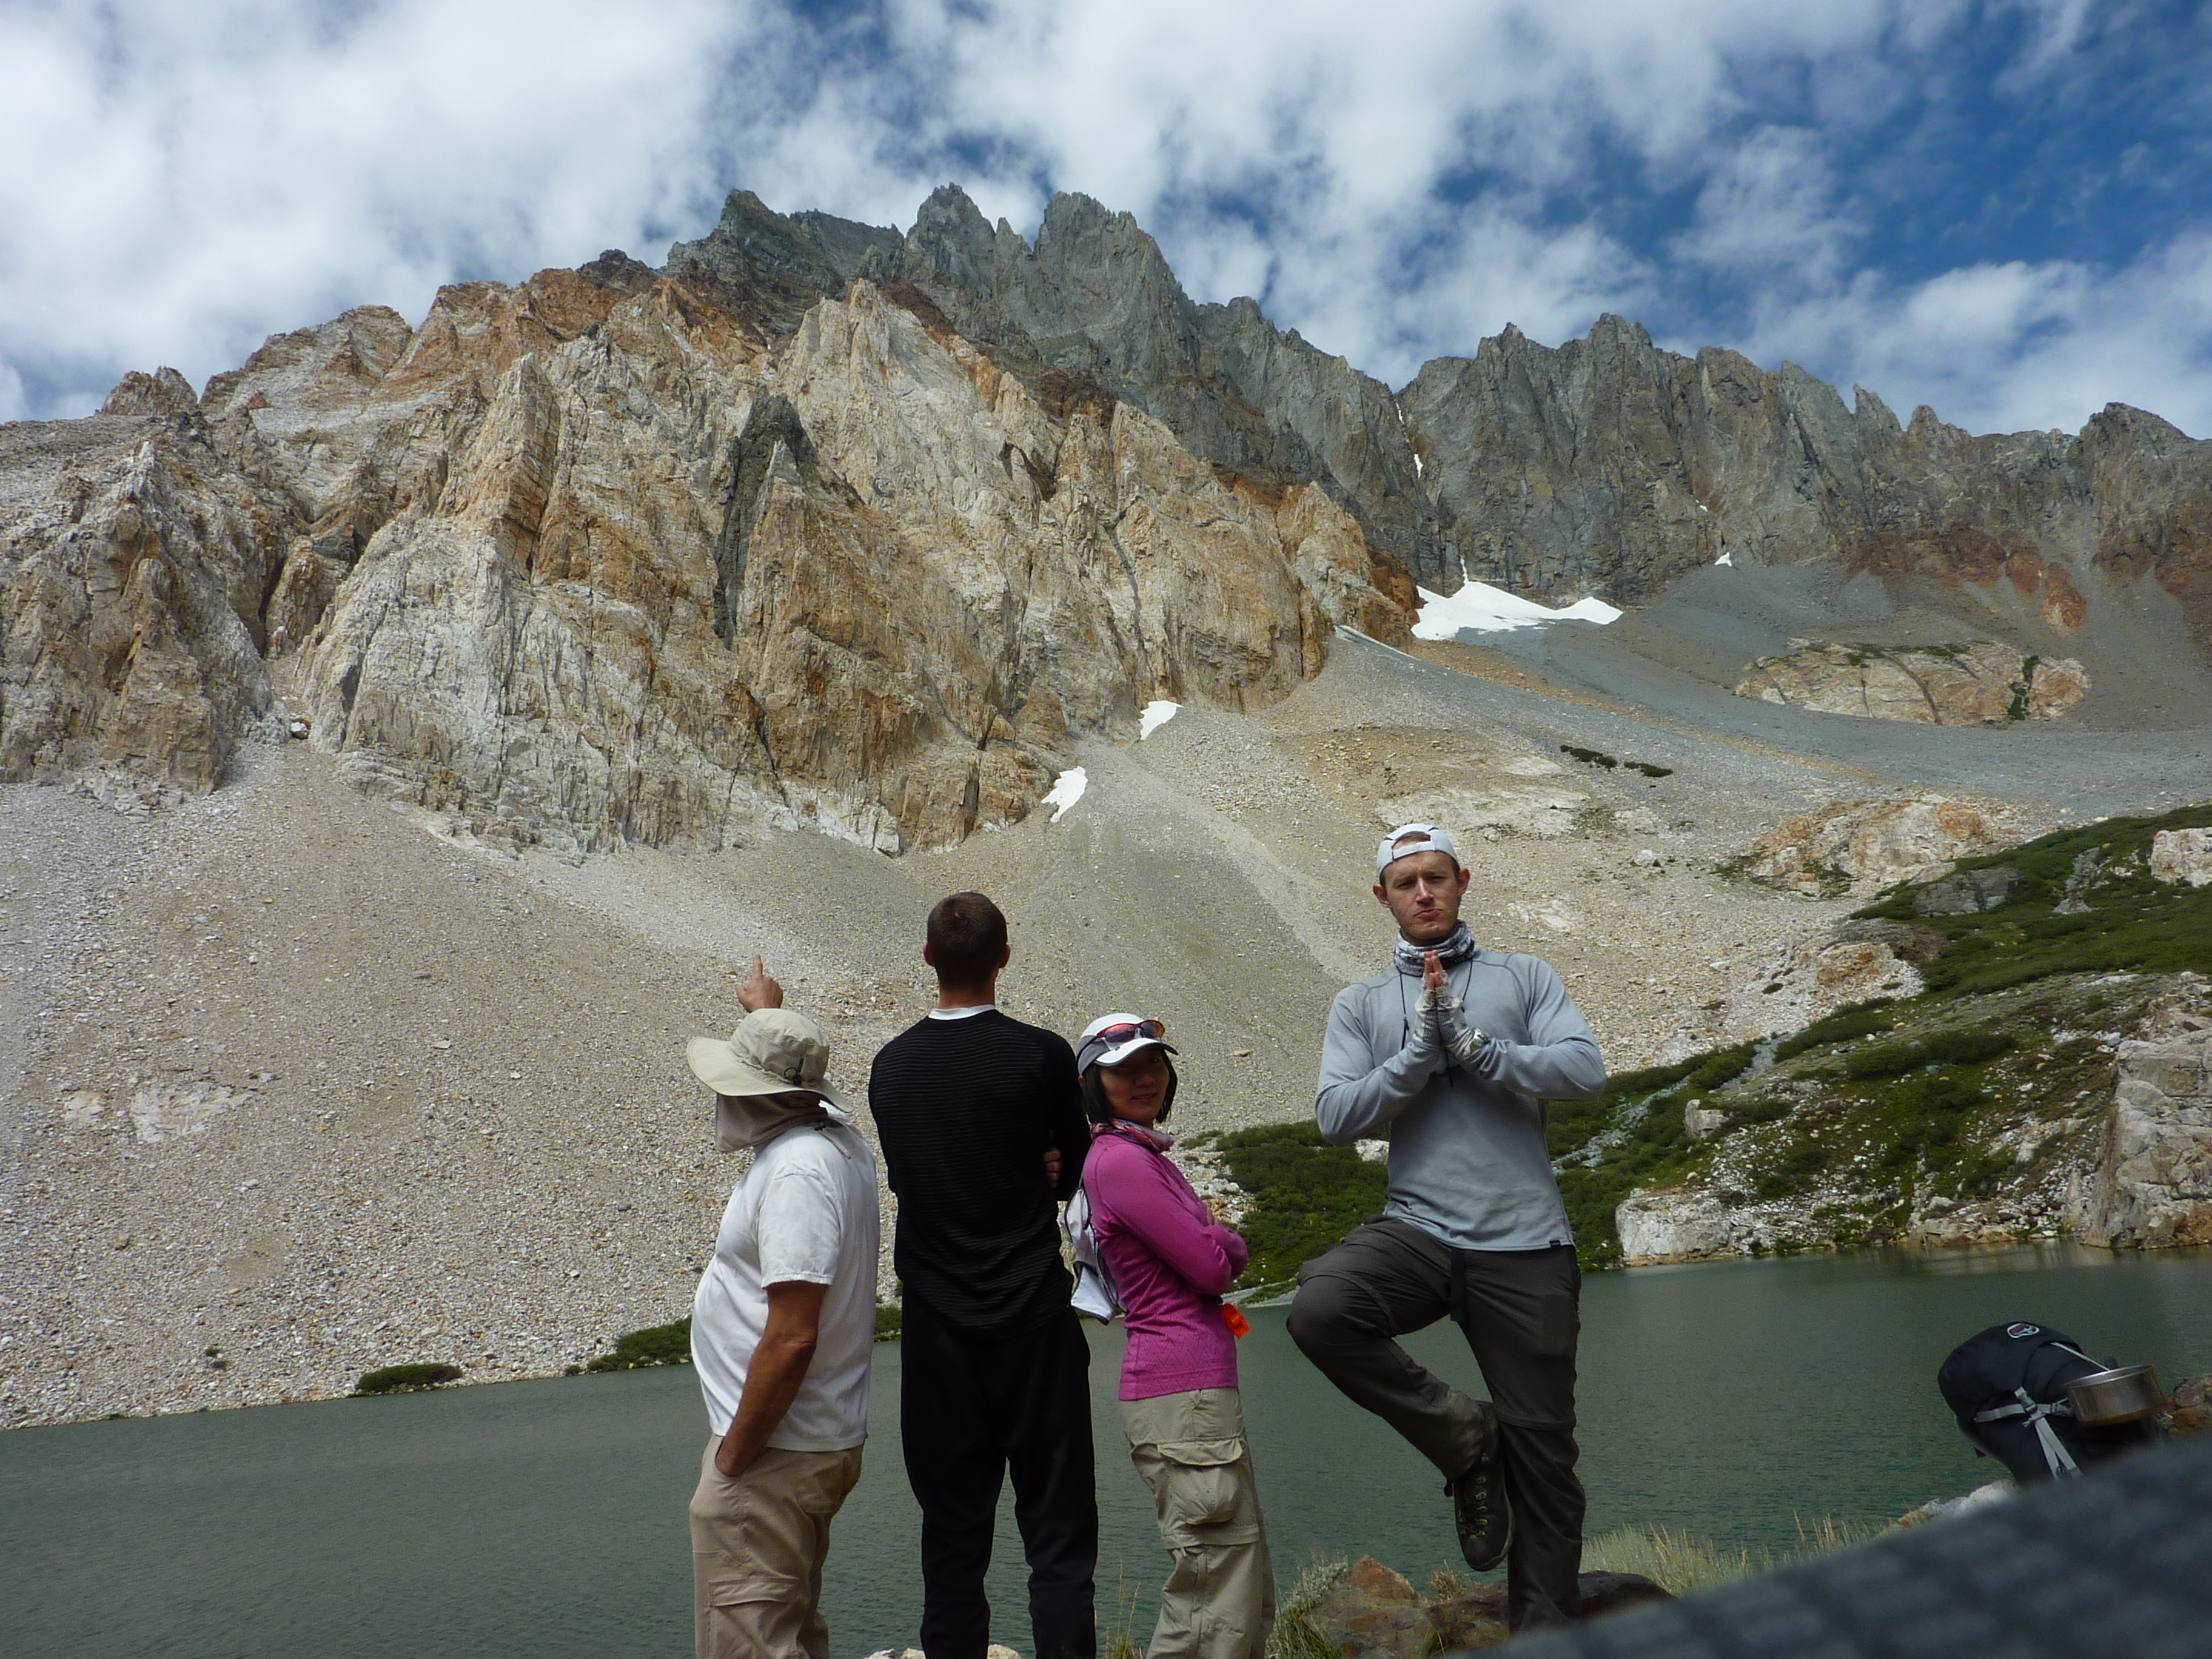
[1561,744,1618,768]
[1216,1123,1388,1295]
[585,1316,692,1372]
[1547,1051,1729,1268]
[1774,1001,1899,1061]
[874,1302,903,1341]
[355,1362,463,1396]
[1852,805,2212,997]
[1688,1042,1758,1091]
[1627,762,1674,778]
[1846,1028,2013,1079]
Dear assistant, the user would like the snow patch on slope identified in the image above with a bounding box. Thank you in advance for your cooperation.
[1043,768,1088,822]
[1412,582,1623,639]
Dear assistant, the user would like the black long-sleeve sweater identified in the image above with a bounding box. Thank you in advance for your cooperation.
[867,1010,1089,1333]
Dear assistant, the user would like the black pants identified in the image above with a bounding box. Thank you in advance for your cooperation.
[900,1295,1098,1659]
[1287,1219,1584,1634]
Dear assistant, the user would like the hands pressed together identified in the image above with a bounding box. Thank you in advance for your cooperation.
[1412,949,1491,1066]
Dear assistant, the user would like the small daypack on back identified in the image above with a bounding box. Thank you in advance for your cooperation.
[1937,1321,2157,1483]
[1061,1185,1121,1324]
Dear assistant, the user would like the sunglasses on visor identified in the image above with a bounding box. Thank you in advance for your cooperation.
[1091,1019,1165,1047]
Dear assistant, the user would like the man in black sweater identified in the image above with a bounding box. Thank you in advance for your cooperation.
[869,891,1095,1659]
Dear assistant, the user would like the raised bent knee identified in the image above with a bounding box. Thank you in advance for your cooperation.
[1286,1275,1361,1356]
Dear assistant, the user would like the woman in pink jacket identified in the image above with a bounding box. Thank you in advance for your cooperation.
[1076,1013,1276,1659]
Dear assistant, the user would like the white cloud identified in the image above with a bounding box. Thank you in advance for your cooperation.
[1671,126,1860,289]
[2,0,2207,444]
[1729,235,2212,437]
[0,0,751,415]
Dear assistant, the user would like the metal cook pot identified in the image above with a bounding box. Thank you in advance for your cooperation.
[2066,1364,2165,1426]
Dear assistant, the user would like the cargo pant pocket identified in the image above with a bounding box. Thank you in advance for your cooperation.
[1136,1438,1264,1553]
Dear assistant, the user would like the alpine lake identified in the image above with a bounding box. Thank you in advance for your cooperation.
[7,1245,2212,1658]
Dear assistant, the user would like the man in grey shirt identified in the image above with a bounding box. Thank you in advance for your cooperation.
[1288,823,1605,1634]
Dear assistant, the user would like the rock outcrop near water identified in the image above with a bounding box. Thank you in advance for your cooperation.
[8,181,2212,846]
[2071,1004,2212,1249]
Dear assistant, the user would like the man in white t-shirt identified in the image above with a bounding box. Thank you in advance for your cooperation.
[686,958,882,1659]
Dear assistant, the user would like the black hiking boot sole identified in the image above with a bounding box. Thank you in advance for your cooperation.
[1447,1403,1513,1573]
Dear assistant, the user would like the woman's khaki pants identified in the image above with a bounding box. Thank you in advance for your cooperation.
[1118,1388,1276,1659]
[689,1438,866,1659]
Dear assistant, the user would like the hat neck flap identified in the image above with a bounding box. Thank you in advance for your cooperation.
[715,1091,831,1154]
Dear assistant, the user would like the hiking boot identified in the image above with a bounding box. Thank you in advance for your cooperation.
[1446,1406,1512,1572]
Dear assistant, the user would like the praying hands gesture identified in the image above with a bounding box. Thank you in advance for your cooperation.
[1418,950,1490,1064]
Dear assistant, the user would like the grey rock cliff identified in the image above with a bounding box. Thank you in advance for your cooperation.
[1399,316,2212,651]
[668,184,1443,590]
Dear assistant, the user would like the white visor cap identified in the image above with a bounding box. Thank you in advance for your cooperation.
[1076,1012,1175,1074]
[1377,822,1460,877]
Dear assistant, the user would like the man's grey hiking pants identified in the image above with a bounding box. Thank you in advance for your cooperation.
[1287,1218,1583,1634]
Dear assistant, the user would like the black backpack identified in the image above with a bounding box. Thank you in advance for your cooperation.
[1937,1321,2160,1483]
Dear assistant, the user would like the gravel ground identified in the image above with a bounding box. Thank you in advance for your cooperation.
[5,627,2196,1429]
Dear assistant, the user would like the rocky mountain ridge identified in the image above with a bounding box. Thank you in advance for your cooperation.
[2,257,1407,854]
[673,184,2212,650]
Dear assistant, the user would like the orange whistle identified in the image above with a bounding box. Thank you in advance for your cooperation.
[1221,1304,1251,1339]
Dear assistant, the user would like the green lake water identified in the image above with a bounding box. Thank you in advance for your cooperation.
[7,1245,2211,1657]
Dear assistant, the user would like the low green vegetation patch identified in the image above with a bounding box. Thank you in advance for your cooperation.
[585,1316,692,1372]
[1843,1028,2015,1078]
[1547,1054,1718,1269]
[874,1302,903,1341]
[1687,1042,1758,1091]
[1774,1000,1898,1061]
[355,1362,463,1395]
[1854,803,2212,997]
[1216,1123,1389,1296]
[1559,743,1672,777]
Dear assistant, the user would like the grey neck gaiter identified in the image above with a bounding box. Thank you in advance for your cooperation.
[1392,921,1476,977]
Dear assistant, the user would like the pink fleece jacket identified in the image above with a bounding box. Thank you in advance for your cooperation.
[1083,1122,1249,1401]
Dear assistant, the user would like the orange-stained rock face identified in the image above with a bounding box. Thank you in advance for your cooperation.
[1733,640,2088,726]
[1744,796,2022,896]
[241,273,1409,854]
[4,252,1409,850]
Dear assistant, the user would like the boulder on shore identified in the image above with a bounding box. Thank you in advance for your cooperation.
[1298,1554,1670,1656]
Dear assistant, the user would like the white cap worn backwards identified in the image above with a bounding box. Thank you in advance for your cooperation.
[1376,822,1460,877]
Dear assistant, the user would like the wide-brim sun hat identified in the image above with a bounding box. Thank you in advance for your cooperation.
[1077,1011,1177,1074]
[686,1007,849,1109]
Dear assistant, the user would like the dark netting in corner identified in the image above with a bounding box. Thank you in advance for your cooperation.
[1503,1432,2212,1659]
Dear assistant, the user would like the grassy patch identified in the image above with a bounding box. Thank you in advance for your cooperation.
[1773,1000,1899,1061]
[1583,1515,1882,1597]
[1264,1552,1350,1659]
[585,1316,692,1372]
[1628,761,1674,778]
[1562,743,1618,768]
[1844,1028,2014,1079]
[1852,804,2212,997]
[1687,1042,1758,1091]
[1548,1055,1721,1269]
[354,1362,463,1395]
[1216,1124,1389,1296]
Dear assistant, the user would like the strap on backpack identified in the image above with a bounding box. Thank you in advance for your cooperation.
[1974,1387,2082,1478]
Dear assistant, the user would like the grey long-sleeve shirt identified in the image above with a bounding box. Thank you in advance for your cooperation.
[1316,948,1607,1250]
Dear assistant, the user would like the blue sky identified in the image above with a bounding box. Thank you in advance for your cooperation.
[4,0,2209,437]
